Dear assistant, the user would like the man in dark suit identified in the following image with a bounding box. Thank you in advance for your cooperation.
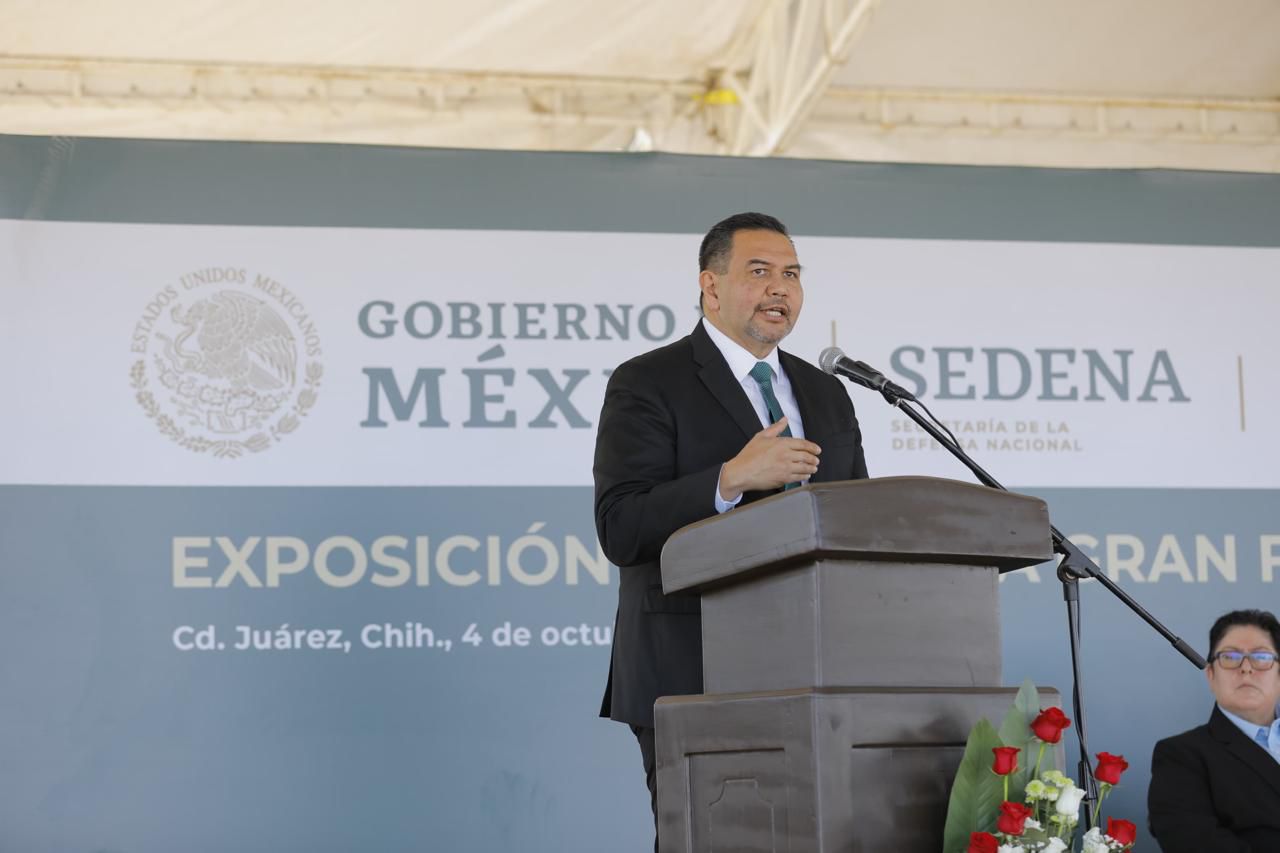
[1148,608,1280,852]
[593,212,869,843]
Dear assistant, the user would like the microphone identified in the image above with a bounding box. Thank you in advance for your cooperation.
[818,346,916,402]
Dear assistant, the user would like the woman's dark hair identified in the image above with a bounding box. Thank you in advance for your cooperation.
[1208,609,1280,657]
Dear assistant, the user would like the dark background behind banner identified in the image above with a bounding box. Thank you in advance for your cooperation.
[3,134,1280,851]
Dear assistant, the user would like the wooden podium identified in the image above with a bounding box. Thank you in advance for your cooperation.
[653,476,1058,853]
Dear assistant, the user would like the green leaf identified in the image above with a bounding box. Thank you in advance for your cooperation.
[941,718,1007,853]
[997,679,1047,802]
[997,679,1042,746]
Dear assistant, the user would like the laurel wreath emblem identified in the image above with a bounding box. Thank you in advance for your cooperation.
[130,359,322,458]
[129,284,323,458]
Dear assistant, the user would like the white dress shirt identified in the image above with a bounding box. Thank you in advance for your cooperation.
[700,317,806,512]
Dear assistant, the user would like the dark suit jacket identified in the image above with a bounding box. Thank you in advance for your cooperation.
[1148,705,1280,852]
[593,321,868,727]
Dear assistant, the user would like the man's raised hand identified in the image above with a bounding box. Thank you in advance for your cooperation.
[717,417,821,502]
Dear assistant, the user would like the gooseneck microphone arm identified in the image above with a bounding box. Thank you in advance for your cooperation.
[820,346,1206,828]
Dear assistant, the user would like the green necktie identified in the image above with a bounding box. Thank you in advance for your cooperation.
[749,361,798,489]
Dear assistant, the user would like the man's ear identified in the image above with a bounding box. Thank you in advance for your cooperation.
[698,269,718,312]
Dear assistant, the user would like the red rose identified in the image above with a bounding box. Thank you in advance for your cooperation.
[967,831,999,853]
[991,746,1020,776]
[995,801,1034,835]
[1095,751,1130,785]
[1106,817,1138,845]
[1030,707,1071,743]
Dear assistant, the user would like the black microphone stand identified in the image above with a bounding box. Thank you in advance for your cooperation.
[872,384,1205,828]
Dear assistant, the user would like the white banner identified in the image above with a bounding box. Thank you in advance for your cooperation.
[2,220,1275,487]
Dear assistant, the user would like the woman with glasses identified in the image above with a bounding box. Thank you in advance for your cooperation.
[1148,608,1280,852]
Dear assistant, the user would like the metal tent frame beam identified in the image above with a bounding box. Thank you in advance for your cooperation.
[1,54,1277,171]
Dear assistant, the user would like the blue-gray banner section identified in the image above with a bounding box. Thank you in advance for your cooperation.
[0,486,628,853]
[4,134,1280,246]
[1,485,1278,851]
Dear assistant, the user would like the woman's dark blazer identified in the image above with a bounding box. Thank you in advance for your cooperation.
[1148,705,1280,852]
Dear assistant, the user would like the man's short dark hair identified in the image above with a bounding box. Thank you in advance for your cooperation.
[1208,609,1280,658]
[698,212,791,274]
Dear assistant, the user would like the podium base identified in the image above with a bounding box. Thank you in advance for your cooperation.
[654,686,1061,853]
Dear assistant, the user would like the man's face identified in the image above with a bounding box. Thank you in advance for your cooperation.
[700,229,803,359]
[1206,623,1280,724]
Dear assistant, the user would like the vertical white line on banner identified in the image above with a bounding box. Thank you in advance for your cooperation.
[830,319,837,348]
[1237,355,1247,431]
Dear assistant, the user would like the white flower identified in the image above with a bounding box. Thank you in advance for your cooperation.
[1025,779,1048,799]
[1054,784,1085,817]
[1081,826,1110,853]
[997,845,1024,853]
[1042,839,1068,853]
[1023,818,1042,831]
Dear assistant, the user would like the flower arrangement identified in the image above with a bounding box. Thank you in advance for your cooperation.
[942,682,1135,852]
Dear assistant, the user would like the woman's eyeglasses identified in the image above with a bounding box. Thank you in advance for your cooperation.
[1210,650,1277,670]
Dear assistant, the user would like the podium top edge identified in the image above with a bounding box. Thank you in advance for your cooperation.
[661,476,1053,593]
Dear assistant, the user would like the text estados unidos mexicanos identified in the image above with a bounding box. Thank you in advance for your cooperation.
[132,269,323,358]
[172,524,609,589]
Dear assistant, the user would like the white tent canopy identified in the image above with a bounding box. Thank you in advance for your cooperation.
[3,0,1278,171]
